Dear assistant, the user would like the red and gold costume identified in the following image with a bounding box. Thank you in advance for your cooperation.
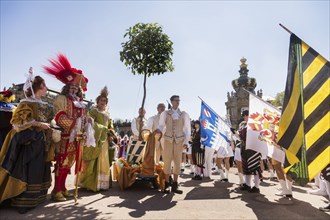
[43,53,89,201]
[53,94,86,194]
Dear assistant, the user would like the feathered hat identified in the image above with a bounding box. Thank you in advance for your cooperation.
[0,89,15,103]
[99,86,109,98]
[43,53,88,91]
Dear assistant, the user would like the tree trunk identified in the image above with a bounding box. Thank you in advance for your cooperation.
[138,73,148,141]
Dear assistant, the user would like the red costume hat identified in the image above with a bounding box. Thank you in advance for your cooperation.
[0,89,15,103]
[43,53,88,91]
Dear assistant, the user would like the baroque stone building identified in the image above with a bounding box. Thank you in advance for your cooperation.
[10,83,94,109]
[225,58,262,129]
[10,83,133,136]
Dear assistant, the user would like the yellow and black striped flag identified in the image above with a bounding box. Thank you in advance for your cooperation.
[277,34,330,186]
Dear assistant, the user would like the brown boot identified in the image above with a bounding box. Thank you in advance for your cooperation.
[62,190,73,197]
[52,191,66,202]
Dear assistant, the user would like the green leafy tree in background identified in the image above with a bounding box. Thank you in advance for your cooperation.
[272,91,285,107]
[120,23,174,140]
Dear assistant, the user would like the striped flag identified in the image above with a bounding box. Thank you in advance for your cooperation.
[126,140,147,164]
[277,34,330,185]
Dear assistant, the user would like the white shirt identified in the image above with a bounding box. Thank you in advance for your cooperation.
[146,113,161,131]
[158,108,191,145]
[131,117,147,137]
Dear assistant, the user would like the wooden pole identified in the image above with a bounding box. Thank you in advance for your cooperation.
[279,23,293,34]
[198,96,231,127]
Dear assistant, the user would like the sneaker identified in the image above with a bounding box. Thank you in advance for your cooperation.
[248,186,260,193]
[309,189,328,196]
[319,203,330,212]
[240,184,251,191]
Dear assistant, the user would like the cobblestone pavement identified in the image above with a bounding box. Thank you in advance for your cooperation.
[1,167,330,219]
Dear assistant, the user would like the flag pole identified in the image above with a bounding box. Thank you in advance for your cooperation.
[242,88,282,112]
[279,23,293,34]
[197,96,231,127]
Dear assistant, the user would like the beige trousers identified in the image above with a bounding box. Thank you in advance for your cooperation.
[163,139,184,175]
[154,139,163,164]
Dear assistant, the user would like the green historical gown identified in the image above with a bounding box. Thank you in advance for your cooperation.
[79,107,114,192]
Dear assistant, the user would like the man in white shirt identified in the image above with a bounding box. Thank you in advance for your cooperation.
[146,103,166,163]
[156,95,191,194]
[131,108,147,140]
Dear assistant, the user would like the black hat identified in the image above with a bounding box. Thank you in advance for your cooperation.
[193,120,200,125]
[242,110,249,117]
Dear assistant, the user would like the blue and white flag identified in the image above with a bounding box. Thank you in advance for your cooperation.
[200,101,231,150]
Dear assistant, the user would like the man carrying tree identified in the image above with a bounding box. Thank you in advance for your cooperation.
[131,107,147,141]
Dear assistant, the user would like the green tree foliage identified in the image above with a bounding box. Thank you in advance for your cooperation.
[272,91,285,107]
[120,23,174,139]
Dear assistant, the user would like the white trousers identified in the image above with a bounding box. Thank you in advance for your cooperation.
[204,147,215,177]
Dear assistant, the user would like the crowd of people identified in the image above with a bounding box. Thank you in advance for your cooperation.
[0,53,329,214]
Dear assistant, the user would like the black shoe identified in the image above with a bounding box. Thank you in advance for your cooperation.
[319,203,330,212]
[163,181,171,194]
[192,175,202,180]
[221,178,228,182]
[248,186,260,193]
[18,207,32,214]
[240,184,251,191]
[148,181,155,189]
[169,176,173,186]
[171,182,183,194]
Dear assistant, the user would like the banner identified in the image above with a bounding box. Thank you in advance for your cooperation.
[200,100,231,150]
[277,34,330,184]
[246,93,285,163]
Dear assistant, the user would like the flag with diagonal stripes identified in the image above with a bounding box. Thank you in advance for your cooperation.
[126,140,146,164]
[277,34,330,186]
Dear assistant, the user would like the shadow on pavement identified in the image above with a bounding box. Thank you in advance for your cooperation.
[103,181,177,218]
[238,190,330,219]
[0,196,102,220]
[184,181,234,200]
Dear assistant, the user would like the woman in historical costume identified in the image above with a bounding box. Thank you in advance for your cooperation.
[0,69,53,214]
[0,89,16,149]
[79,86,117,192]
[43,53,92,202]
[191,120,204,180]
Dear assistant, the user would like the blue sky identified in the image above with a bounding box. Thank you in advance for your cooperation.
[1,1,329,121]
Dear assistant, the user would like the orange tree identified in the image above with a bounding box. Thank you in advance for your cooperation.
[120,23,174,140]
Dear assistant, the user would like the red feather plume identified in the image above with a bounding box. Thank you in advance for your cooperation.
[43,53,88,91]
